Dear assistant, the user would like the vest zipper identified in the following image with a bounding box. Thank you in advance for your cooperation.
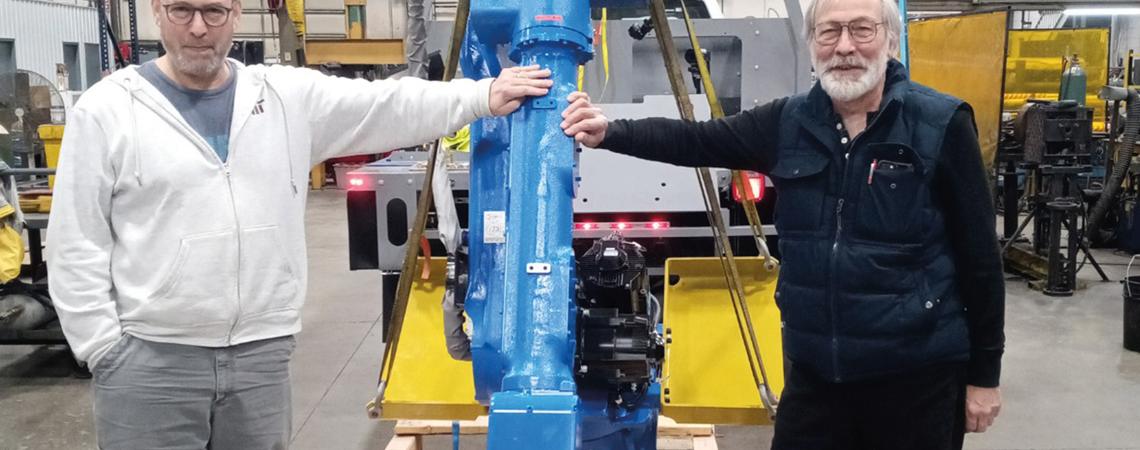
[829,198,844,382]
[827,105,888,382]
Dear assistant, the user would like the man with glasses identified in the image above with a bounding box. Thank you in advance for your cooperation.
[559,0,1003,447]
[47,0,553,448]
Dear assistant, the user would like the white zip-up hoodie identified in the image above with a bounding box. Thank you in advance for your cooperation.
[47,61,493,369]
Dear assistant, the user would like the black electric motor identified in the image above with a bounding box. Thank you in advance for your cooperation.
[574,233,664,389]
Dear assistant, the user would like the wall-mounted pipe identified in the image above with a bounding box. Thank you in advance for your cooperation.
[1088,87,1140,244]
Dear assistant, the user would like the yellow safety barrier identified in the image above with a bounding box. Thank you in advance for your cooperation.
[380,258,485,420]
[661,257,783,425]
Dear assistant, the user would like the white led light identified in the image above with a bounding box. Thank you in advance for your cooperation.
[1063,7,1140,16]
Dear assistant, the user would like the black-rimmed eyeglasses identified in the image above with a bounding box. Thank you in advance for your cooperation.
[162,2,234,27]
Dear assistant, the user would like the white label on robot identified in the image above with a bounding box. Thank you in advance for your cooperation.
[484,211,506,244]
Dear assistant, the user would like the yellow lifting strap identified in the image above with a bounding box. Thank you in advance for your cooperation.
[678,4,775,270]
[578,8,610,95]
[649,0,779,418]
[601,7,610,85]
[367,0,472,419]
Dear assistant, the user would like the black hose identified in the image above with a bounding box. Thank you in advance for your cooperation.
[1088,90,1140,244]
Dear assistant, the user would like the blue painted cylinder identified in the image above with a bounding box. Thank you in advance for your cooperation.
[464,2,660,448]
[500,45,583,393]
[466,0,594,396]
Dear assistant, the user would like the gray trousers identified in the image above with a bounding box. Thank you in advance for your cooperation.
[92,334,295,450]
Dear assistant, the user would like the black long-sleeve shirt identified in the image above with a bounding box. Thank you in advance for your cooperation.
[600,98,1005,388]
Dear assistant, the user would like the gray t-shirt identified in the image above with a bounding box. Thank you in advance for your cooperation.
[138,61,236,162]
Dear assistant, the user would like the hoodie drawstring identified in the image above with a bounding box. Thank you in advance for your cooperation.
[264,80,299,196]
[116,66,298,196]
[130,90,143,186]
[118,72,144,186]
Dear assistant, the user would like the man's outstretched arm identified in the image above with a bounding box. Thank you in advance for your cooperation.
[562,92,786,173]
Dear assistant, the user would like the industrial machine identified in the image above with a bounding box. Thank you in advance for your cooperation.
[458,4,656,446]
[998,99,1108,295]
[995,29,1127,295]
[347,0,808,448]
[1089,86,1140,252]
[997,67,1140,296]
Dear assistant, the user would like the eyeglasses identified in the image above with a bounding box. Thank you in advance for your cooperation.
[812,20,883,46]
[162,2,233,27]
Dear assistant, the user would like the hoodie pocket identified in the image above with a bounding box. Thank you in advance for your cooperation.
[239,225,300,317]
[144,230,237,327]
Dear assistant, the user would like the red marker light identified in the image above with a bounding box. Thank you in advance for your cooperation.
[576,221,670,231]
[749,177,763,199]
[732,172,766,203]
[349,177,365,187]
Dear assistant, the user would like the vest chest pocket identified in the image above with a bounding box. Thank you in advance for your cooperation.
[855,143,928,242]
[769,153,831,234]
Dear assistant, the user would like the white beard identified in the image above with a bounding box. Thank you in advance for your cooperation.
[813,49,889,102]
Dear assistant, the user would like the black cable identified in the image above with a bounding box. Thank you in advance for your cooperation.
[1088,91,1140,242]
[102,10,127,69]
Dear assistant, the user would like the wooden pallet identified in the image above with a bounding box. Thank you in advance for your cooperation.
[385,416,717,450]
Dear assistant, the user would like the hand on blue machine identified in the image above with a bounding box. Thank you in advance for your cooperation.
[489,65,554,116]
[561,91,608,148]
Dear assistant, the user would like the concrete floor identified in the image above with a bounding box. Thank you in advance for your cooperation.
[2,189,1140,449]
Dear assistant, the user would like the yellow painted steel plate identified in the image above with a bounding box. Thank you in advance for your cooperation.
[381,259,486,420]
[661,257,783,425]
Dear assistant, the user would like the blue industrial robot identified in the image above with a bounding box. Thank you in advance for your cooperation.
[451,1,665,449]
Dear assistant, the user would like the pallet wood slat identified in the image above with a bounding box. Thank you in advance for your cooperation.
[386,416,717,449]
[383,435,421,450]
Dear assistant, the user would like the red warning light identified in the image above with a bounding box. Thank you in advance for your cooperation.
[732,172,766,203]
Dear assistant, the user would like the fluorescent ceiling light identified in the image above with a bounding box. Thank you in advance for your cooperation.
[908,10,958,16]
[1063,7,1140,16]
